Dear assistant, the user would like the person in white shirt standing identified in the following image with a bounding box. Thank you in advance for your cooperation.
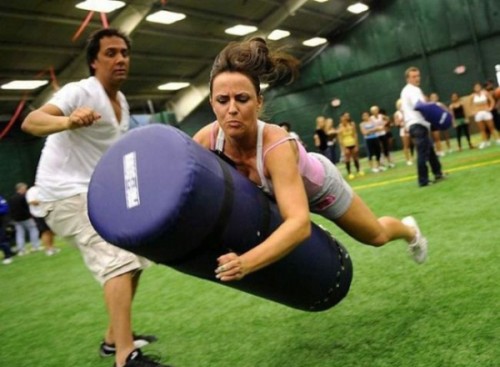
[469,82,500,149]
[400,67,444,187]
[22,28,170,367]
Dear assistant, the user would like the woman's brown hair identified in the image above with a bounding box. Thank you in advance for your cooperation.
[209,37,300,96]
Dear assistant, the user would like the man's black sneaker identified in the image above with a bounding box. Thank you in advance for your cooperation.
[433,173,448,183]
[113,349,173,367]
[100,333,158,357]
[419,181,434,187]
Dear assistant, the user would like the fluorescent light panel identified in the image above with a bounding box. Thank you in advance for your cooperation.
[146,10,186,25]
[347,2,369,14]
[75,0,125,13]
[1,80,49,90]
[158,82,190,91]
[314,0,329,3]
[225,25,258,36]
[302,37,327,47]
[268,29,290,41]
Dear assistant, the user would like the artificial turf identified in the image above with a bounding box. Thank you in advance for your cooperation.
[1,140,499,367]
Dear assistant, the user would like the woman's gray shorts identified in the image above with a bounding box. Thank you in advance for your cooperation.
[308,153,354,220]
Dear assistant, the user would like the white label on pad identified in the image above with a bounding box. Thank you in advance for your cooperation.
[123,152,140,209]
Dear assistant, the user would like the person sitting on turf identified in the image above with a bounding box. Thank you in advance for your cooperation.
[193,37,428,282]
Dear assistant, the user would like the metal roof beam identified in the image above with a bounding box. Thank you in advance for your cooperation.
[0,7,101,27]
[137,28,228,45]
[258,0,347,22]
[0,42,78,55]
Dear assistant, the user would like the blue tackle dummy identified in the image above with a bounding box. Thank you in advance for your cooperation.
[415,101,452,130]
[88,124,352,312]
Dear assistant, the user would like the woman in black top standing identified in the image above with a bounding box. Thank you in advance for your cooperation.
[449,92,474,151]
[313,115,329,156]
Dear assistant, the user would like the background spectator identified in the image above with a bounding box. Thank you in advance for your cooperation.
[360,111,383,173]
[324,117,340,164]
[313,115,329,156]
[468,82,500,149]
[429,92,452,155]
[0,194,15,264]
[338,112,363,179]
[449,92,473,151]
[278,121,304,147]
[394,99,413,165]
[8,183,40,255]
[370,105,395,168]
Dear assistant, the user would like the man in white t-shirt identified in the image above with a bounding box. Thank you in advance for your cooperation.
[400,66,443,187]
[22,29,170,367]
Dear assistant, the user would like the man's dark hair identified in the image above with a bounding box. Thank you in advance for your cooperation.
[86,28,131,76]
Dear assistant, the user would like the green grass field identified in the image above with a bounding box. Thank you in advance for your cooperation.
[1,140,499,367]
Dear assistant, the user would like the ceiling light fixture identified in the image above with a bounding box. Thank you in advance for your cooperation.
[1,80,49,90]
[75,0,126,13]
[314,0,329,3]
[158,82,190,91]
[268,29,290,41]
[225,25,258,36]
[302,37,327,47]
[347,2,369,14]
[146,10,186,25]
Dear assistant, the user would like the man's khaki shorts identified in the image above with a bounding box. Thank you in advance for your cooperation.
[41,193,150,285]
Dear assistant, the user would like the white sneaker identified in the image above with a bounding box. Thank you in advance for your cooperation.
[406,160,413,166]
[478,142,487,149]
[46,248,61,256]
[372,168,380,173]
[2,257,13,265]
[402,216,428,264]
[17,249,28,256]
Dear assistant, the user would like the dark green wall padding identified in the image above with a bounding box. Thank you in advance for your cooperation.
[0,127,44,198]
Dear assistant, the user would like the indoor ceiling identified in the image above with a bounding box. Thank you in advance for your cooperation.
[0,0,375,125]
